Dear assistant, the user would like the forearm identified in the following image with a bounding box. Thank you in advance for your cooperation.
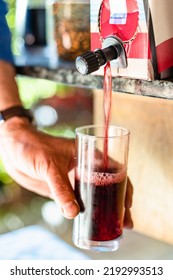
[0,60,22,110]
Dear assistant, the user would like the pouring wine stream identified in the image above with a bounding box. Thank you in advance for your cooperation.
[103,61,112,170]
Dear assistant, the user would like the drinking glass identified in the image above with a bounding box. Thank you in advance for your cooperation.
[73,125,130,252]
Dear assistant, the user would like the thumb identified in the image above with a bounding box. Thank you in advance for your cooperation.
[46,168,80,219]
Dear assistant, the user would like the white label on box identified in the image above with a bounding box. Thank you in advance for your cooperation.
[109,0,127,24]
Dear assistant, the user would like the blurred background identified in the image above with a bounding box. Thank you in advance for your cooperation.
[1,0,173,260]
[0,0,93,242]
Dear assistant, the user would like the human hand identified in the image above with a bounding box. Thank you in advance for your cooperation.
[0,118,133,227]
[0,118,80,219]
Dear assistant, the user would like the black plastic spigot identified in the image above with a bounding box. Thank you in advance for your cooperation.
[75,36,127,75]
[75,46,119,75]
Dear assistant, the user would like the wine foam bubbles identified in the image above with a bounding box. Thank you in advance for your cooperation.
[77,167,127,186]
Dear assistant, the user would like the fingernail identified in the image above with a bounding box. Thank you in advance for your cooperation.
[61,200,79,219]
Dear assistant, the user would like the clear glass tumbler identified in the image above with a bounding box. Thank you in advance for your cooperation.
[73,125,130,252]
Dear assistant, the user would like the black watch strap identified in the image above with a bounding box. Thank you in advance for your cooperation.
[0,106,33,125]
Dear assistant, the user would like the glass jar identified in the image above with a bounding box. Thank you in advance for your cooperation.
[53,0,90,61]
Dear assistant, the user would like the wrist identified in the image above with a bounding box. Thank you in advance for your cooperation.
[0,105,33,126]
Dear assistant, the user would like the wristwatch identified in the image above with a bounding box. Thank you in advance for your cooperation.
[0,105,33,125]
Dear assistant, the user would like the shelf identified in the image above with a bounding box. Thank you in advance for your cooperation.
[16,65,173,100]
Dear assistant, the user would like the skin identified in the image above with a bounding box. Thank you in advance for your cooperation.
[0,60,133,227]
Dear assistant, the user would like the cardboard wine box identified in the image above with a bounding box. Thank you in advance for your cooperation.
[90,0,173,80]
